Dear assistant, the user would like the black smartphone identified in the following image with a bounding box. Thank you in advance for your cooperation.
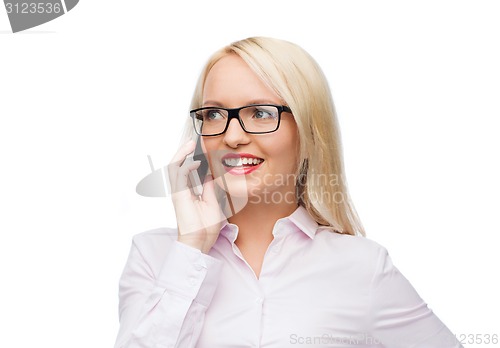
[188,136,209,196]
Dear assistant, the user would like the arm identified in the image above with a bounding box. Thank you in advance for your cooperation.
[114,234,222,348]
[368,246,463,348]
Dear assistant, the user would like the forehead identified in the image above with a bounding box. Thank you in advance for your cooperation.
[202,54,281,107]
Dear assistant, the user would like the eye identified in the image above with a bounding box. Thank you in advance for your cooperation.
[253,107,278,120]
[204,109,225,121]
[194,112,204,121]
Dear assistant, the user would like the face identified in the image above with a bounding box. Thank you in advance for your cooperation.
[201,54,299,205]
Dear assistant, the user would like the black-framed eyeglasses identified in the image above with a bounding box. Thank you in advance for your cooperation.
[189,104,292,136]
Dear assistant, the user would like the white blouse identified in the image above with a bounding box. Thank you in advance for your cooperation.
[114,206,462,348]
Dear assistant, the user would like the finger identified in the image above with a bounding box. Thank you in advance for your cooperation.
[178,159,201,178]
[173,160,201,196]
[169,140,196,166]
[167,140,196,188]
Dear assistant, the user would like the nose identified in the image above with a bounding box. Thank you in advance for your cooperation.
[223,118,250,148]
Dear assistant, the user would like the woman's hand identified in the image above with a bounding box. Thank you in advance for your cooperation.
[168,140,225,254]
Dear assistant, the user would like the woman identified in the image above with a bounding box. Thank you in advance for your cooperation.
[114,37,462,347]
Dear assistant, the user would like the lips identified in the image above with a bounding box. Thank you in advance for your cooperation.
[221,153,264,175]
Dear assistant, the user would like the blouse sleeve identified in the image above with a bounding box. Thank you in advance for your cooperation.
[114,233,222,348]
[368,246,463,348]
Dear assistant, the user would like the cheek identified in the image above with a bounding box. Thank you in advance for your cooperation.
[263,137,299,173]
[268,126,299,166]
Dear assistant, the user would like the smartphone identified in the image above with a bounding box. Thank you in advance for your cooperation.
[187,136,209,196]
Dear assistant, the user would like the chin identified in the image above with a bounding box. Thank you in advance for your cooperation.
[216,175,271,204]
[214,175,249,198]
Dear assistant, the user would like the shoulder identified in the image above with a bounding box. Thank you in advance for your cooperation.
[315,228,388,257]
[132,226,178,246]
[129,227,179,267]
[311,228,390,273]
[295,229,393,291]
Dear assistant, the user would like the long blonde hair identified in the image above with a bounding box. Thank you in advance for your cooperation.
[183,37,365,236]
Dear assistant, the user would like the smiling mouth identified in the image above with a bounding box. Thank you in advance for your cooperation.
[222,157,264,167]
[221,153,264,168]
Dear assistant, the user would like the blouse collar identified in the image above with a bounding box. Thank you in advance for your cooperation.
[218,205,319,244]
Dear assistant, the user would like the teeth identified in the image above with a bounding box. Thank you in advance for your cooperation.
[223,157,263,167]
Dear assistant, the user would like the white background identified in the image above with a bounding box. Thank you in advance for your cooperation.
[1,1,499,347]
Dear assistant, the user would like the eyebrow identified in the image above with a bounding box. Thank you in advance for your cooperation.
[202,99,283,107]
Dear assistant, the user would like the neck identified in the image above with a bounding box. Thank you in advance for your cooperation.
[228,199,298,247]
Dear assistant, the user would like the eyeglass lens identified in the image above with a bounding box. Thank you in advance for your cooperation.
[193,105,280,135]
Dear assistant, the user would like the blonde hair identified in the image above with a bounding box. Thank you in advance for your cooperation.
[183,37,365,236]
